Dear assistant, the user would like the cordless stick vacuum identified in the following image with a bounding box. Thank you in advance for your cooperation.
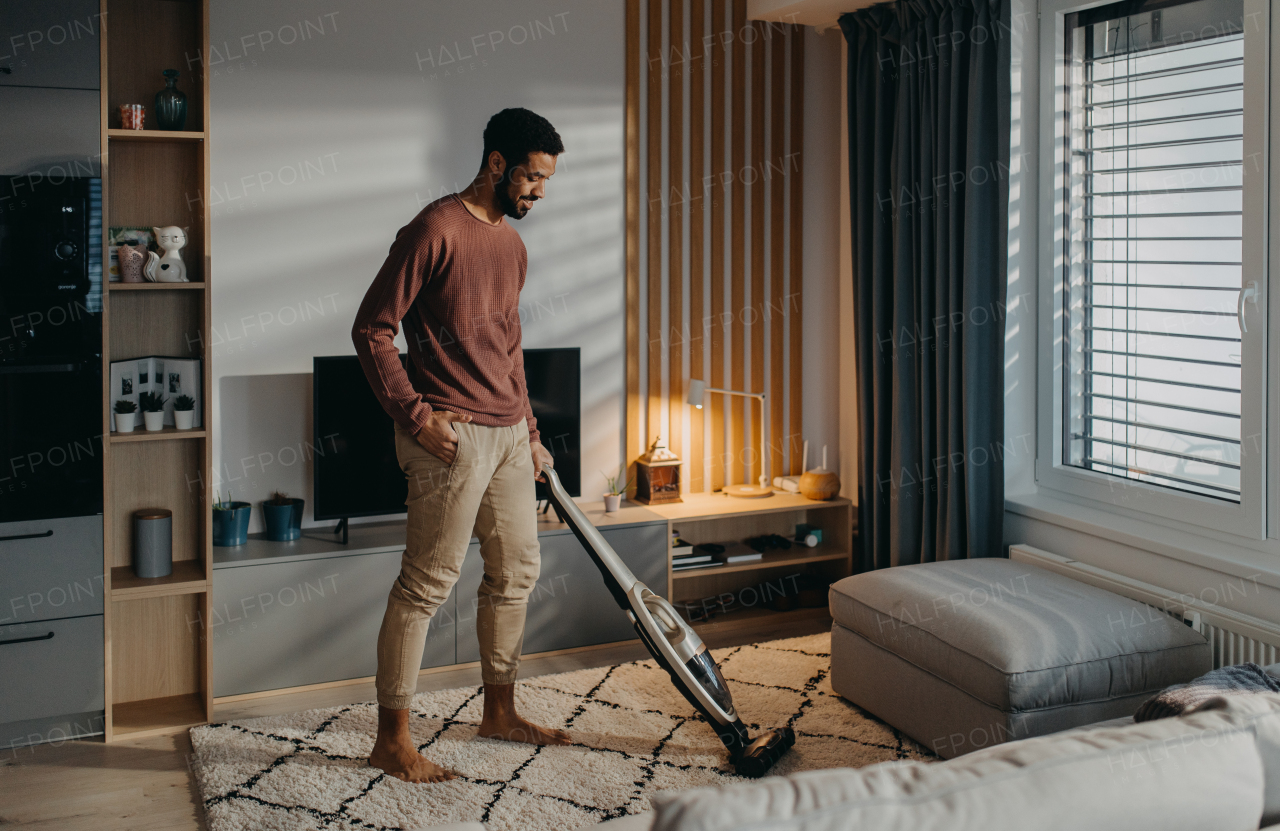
[540,464,795,777]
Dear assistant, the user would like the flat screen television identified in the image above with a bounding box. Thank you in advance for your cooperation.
[313,348,580,523]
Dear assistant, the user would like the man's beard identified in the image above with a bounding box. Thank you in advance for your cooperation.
[496,182,533,219]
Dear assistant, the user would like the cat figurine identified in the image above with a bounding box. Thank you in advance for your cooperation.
[144,226,189,282]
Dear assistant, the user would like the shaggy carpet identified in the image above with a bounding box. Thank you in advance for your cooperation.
[190,632,931,830]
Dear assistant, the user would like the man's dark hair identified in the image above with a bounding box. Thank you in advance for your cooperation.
[482,108,564,172]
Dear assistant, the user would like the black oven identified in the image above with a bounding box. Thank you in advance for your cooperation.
[0,176,103,522]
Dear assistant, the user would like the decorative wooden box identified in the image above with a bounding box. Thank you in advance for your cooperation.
[634,439,682,505]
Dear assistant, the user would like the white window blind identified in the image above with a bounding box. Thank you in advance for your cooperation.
[1063,0,1246,501]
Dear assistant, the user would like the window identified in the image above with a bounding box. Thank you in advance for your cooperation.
[1039,0,1268,538]
[1063,0,1246,500]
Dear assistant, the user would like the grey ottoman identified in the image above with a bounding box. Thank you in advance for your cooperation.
[829,558,1211,758]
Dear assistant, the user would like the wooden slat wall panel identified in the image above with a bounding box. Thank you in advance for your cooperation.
[710,0,726,493]
[728,0,746,488]
[689,0,705,492]
[749,21,765,486]
[668,0,684,473]
[626,0,641,476]
[647,0,664,457]
[769,26,786,482]
[788,25,804,475]
[626,1,803,492]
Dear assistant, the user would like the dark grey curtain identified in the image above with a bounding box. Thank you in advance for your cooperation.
[840,0,1010,571]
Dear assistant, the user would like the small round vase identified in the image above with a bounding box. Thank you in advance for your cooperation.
[119,243,147,282]
[155,69,187,131]
[799,468,841,501]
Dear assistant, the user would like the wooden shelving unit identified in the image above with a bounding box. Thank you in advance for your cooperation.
[672,544,848,578]
[109,281,207,291]
[99,0,213,742]
[647,492,854,621]
[111,560,209,600]
[681,605,833,637]
[106,128,206,143]
[109,427,209,443]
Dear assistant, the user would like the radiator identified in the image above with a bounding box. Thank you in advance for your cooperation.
[1009,544,1280,670]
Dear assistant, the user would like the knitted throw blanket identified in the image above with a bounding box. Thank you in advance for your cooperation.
[1135,663,1280,722]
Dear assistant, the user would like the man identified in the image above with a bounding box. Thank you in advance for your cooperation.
[352,107,570,784]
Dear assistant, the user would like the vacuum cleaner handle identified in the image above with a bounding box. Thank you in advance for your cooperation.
[540,463,640,610]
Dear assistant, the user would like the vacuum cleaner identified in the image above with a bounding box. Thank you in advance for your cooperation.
[540,463,795,777]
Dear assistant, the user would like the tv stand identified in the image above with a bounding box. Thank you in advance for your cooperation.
[210,509,668,698]
[332,518,348,545]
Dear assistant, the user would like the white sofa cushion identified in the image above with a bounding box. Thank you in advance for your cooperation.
[1188,692,1280,825]
[651,705,1266,831]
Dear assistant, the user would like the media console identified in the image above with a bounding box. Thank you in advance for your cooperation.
[211,504,668,698]
[211,491,853,702]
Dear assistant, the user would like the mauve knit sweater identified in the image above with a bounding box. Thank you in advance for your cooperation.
[351,194,539,443]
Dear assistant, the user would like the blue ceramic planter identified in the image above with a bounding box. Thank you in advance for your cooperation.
[262,498,304,541]
[212,501,251,546]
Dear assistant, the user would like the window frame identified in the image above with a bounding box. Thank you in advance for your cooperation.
[1034,0,1270,540]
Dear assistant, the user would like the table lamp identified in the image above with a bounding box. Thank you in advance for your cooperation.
[686,378,772,498]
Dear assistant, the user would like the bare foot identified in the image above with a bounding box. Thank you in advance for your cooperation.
[369,705,456,784]
[477,682,571,746]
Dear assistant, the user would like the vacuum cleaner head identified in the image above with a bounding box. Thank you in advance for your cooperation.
[735,727,797,778]
[540,464,795,777]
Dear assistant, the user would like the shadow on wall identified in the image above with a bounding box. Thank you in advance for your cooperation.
[219,372,320,533]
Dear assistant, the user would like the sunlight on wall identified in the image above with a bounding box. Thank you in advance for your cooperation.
[210,0,624,528]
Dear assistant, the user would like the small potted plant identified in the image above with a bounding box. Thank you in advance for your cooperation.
[212,491,251,547]
[261,490,304,541]
[139,390,168,432]
[602,463,634,513]
[113,399,137,433]
[173,394,196,430]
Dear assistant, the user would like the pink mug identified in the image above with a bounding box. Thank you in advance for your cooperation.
[120,104,145,130]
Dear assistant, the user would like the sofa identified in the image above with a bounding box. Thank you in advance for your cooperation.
[422,687,1280,831]
[580,689,1280,831]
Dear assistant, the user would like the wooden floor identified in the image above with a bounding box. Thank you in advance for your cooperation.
[0,613,829,831]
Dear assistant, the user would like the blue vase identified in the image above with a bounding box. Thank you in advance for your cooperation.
[262,498,304,542]
[155,69,187,131]
[212,502,251,546]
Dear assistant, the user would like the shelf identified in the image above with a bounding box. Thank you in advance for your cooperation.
[680,604,832,636]
[111,560,208,600]
[672,545,850,578]
[648,491,851,522]
[107,128,206,142]
[110,427,207,443]
[112,693,205,738]
[108,281,207,291]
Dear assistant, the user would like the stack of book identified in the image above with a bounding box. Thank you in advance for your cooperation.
[714,542,764,565]
[671,537,723,572]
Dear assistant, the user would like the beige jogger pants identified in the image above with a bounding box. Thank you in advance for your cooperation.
[375,418,541,709]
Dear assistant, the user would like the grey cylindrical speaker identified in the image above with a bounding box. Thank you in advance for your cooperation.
[133,508,173,578]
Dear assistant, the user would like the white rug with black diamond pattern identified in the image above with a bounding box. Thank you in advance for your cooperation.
[189,632,932,830]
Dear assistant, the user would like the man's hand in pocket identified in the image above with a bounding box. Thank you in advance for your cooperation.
[415,410,472,464]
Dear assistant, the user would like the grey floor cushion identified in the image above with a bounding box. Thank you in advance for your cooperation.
[828,558,1211,758]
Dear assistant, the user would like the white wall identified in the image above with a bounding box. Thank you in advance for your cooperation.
[209,0,624,530]
[802,27,844,480]
[209,1,843,531]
